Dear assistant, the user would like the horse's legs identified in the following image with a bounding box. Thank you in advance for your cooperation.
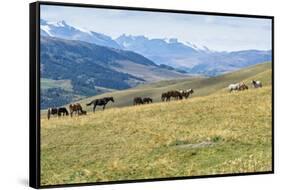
[103,104,106,110]
[93,105,96,112]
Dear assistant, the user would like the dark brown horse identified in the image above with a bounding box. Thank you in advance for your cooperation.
[162,91,182,101]
[161,92,168,101]
[133,97,143,105]
[86,97,114,112]
[143,97,153,104]
[69,103,83,117]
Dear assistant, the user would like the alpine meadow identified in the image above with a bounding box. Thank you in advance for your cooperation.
[39,4,273,187]
[41,62,272,185]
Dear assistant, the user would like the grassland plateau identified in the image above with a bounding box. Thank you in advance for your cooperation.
[40,62,272,185]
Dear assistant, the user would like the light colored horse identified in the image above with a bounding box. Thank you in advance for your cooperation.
[228,83,240,92]
[252,80,262,88]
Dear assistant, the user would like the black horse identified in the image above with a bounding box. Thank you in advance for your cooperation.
[86,97,114,112]
[58,107,69,117]
[47,107,68,120]
[161,91,182,101]
[133,97,143,105]
[143,97,153,104]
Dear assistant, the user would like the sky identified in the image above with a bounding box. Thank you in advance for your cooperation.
[40,5,272,52]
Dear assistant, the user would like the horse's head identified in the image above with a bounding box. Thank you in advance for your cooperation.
[189,89,194,94]
[109,97,114,102]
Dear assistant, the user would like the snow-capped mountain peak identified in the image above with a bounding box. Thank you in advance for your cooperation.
[40,19,121,49]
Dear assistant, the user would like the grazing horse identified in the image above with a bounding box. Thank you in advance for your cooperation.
[252,80,262,88]
[239,83,248,91]
[162,90,182,101]
[69,103,83,117]
[47,107,58,120]
[228,83,241,92]
[133,97,143,105]
[143,97,153,104]
[58,107,69,117]
[87,97,114,112]
[168,90,183,101]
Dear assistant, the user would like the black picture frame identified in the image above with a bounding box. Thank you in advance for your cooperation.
[30,1,274,189]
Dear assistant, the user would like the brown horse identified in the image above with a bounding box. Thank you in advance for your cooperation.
[143,97,153,104]
[239,83,248,91]
[69,103,83,117]
[162,91,182,101]
[86,97,114,112]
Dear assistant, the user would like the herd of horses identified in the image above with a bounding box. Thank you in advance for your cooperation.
[47,80,262,120]
[47,97,114,120]
[228,80,262,92]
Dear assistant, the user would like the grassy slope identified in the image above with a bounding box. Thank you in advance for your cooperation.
[41,64,272,185]
[69,62,271,112]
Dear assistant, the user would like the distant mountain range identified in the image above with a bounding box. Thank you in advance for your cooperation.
[40,36,186,108]
[116,34,272,76]
[41,19,272,76]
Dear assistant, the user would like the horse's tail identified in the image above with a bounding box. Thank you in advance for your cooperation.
[86,100,94,106]
[47,108,50,120]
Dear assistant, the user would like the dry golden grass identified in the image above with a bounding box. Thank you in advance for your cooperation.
[41,83,272,185]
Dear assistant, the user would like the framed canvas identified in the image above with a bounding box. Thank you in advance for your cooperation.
[29,1,274,188]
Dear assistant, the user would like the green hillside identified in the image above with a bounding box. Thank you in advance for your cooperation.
[55,62,271,112]
[41,78,272,185]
